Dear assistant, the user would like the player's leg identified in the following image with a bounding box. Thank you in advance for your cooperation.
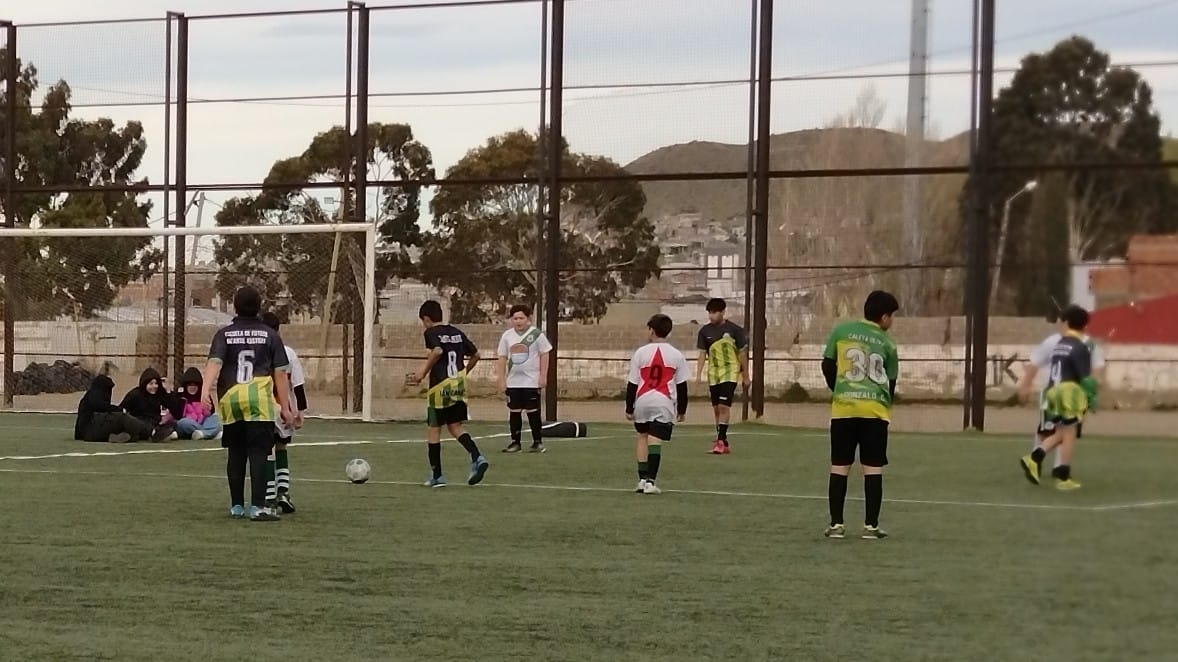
[713,383,736,454]
[275,439,295,513]
[264,437,278,511]
[1049,424,1081,489]
[825,418,855,538]
[447,404,489,485]
[224,423,249,518]
[525,389,545,452]
[860,419,889,539]
[708,386,724,454]
[248,423,279,521]
[634,423,652,492]
[425,405,446,487]
[643,422,672,494]
[504,389,524,453]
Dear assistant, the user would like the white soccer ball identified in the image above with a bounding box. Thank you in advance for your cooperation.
[345,458,371,484]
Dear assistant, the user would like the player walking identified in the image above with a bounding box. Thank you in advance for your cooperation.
[407,300,490,487]
[1017,306,1105,476]
[496,304,552,453]
[261,312,308,515]
[1020,306,1094,490]
[696,298,749,454]
[820,290,900,540]
[201,286,294,522]
[626,314,690,495]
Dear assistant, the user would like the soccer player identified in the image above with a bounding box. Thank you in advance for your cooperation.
[626,314,690,495]
[1020,306,1094,491]
[696,298,749,454]
[821,290,900,540]
[201,286,294,522]
[406,300,490,487]
[262,312,308,514]
[1017,307,1105,474]
[496,304,553,453]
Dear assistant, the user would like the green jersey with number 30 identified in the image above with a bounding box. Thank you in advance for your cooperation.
[823,319,899,421]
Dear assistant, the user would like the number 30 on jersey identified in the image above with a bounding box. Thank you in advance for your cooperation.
[844,347,887,384]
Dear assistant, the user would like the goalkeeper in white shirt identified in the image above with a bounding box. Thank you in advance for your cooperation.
[262,312,308,515]
[1017,307,1105,470]
[496,304,552,453]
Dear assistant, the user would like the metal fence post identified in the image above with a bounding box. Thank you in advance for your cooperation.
[2,21,16,407]
[543,0,565,422]
[751,0,774,418]
[172,13,188,380]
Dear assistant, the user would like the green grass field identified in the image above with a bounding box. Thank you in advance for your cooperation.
[1,412,1175,661]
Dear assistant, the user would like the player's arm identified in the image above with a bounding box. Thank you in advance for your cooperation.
[538,348,550,390]
[464,335,481,375]
[624,355,639,420]
[676,356,690,421]
[821,330,838,391]
[201,331,227,411]
[736,327,751,385]
[412,347,443,385]
[289,350,309,413]
[886,343,900,400]
[696,329,708,382]
[270,337,294,425]
[495,332,509,390]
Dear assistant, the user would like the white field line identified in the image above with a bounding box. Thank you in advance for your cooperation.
[0,464,1160,512]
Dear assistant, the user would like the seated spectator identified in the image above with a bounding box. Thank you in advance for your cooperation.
[74,374,152,443]
[118,368,182,442]
[175,367,223,440]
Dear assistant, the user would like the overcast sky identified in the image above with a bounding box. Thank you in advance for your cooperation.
[7,0,1178,229]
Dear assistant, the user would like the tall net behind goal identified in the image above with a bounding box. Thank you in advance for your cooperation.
[0,222,378,421]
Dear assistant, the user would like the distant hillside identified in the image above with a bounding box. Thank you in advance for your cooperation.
[625,128,969,224]
[625,128,972,316]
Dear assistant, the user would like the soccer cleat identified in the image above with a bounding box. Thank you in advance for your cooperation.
[1055,478,1082,491]
[1020,455,1042,485]
[528,443,547,454]
[468,456,490,486]
[861,526,889,540]
[424,475,447,488]
[190,430,206,440]
[250,505,280,522]
[709,440,725,454]
[635,479,648,493]
[824,524,846,539]
[642,481,662,495]
[277,493,296,514]
[502,442,523,453]
[229,505,246,519]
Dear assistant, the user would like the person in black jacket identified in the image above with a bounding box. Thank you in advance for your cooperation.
[74,374,153,443]
[118,368,182,442]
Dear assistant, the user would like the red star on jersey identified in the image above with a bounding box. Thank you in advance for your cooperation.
[638,347,676,398]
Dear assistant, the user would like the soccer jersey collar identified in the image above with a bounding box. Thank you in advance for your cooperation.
[859,319,883,329]
[1063,329,1085,340]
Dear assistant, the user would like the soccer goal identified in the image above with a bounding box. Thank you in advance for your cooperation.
[0,221,379,422]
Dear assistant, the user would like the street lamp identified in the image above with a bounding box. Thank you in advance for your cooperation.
[990,179,1038,311]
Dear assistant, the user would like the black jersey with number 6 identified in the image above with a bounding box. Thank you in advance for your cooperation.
[208,316,290,424]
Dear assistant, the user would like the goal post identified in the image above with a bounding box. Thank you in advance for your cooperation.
[0,221,378,422]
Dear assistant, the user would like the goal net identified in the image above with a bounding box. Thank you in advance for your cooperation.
[0,222,380,422]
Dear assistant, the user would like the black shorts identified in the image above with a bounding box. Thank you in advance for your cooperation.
[829,417,889,467]
[427,401,469,427]
[222,420,276,452]
[505,388,541,412]
[1037,421,1084,439]
[634,421,674,442]
[709,382,738,407]
[273,430,293,446]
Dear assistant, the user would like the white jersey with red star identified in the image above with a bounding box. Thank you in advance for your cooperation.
[627,341,691,423]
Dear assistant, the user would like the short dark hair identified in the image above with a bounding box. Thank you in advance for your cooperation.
[647,313,673,339]
[419,300,444,323]
[233,286,262,318]
[509,304,532,318]
[261,311,281,332]
[706,298,727,313]
[1060,304,1090,331]
[863,290,900,323]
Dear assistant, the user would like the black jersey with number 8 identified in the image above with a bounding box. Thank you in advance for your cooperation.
[424,325,478,409]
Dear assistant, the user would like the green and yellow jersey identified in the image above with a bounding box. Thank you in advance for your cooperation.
[697,321,748,385]
[822,320,899,421]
